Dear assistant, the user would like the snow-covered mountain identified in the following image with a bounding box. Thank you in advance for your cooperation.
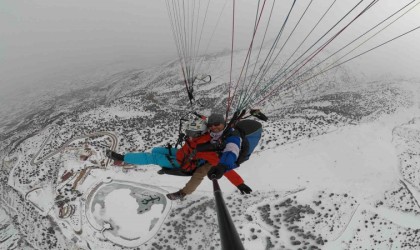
[1,49,420,250]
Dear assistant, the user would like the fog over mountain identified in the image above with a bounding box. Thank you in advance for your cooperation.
[1,1,419,98]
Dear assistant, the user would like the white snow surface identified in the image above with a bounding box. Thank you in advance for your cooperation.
[101,189,164,237]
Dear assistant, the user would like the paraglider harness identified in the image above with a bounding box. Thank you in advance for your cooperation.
[162,109,266,175]
[222,109,266,165]
[161,112,207,176]
[196,109,267,165]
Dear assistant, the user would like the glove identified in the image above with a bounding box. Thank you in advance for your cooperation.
[237,183,252,194]
[207,164,227,180]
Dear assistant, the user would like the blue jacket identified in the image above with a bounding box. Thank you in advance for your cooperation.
[219,128,241,170]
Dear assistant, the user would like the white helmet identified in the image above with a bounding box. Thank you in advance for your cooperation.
[185,118,206,137]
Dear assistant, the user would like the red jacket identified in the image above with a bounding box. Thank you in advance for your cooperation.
[176,133,244,187]
[176,133,219,171]
[224,170,244,186]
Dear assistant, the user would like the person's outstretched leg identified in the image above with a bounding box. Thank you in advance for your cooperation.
[181,163,212,195]
[166,163,213,200]
[124,152,180,168]
[151,147,177,156]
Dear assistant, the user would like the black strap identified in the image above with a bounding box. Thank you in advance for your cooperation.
[166,143,173,156]
[165,155,178,168]
[159,168,194,176]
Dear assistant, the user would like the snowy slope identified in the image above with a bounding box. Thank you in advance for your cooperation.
[1,49,420,250]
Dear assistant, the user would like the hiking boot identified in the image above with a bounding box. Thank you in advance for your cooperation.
[166,190,186,200]
[105,149,124,161]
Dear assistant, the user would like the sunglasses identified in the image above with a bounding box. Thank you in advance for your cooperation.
[207,123,222,127]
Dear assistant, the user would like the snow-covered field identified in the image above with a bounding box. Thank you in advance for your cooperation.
[1,51,420,249]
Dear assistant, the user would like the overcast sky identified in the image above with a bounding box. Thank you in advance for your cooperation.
[1,0,419,99]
